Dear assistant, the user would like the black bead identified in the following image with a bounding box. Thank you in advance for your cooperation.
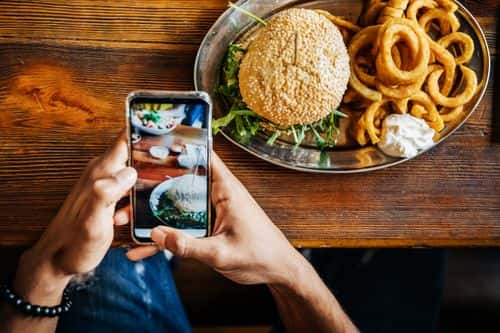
[23,303,32,313]
[0,283,73,318]
[34,306,42,315]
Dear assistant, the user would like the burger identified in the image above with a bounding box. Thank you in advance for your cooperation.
[239,8,350,126]
[214,7,351,148]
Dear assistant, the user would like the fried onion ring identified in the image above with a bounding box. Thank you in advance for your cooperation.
[355,99,390,144]
[378,0,409,23]
[406,0,438,22]
[406,91,445,131]
[349,25,384,101]
[439,105,464,122]
[410,104,427,118]
[360,1,387,26]
[375,18,430,85]
[419,8,460,35]
[438,32,475,65]
[427,65,478,108]
[428,39,456,96]
[435,0,458,12]
[375,73,426,98]
[315,9,362,33]
[391,45,403,68]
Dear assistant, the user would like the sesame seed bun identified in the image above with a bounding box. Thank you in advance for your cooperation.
[238,8,350,126]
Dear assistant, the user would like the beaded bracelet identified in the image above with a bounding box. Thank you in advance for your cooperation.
[0,284,72,317]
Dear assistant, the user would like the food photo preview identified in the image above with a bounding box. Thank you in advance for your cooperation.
[130,99,209,240]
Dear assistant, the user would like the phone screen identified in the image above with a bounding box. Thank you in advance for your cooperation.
[127,92,211,243]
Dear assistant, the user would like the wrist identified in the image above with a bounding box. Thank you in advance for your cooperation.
[269,251,318,296]
[12,249,72,306]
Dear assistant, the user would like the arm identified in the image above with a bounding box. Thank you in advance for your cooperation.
[1,133,137,333]
[128,153,358,333]
[269,258,358,333]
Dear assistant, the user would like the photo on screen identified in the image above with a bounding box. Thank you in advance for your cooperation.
[130,100,209,239]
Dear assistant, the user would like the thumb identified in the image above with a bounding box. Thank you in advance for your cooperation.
[151,226,220,265]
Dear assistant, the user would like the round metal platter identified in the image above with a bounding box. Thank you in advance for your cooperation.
[194,0,490,173]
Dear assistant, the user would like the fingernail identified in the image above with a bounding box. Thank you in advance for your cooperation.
[151,227,166,242]
[121,167,137,185]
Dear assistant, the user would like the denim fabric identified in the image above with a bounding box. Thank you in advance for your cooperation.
[56,248,444,333]
[56,248,191,333]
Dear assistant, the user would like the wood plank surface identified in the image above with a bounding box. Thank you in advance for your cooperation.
[0,0,499,248]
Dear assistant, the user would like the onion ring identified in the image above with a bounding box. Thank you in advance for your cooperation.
[428,39,456,96]
[392,45,402,68]
[435,0,458,12]
[438,32,475,65]
[410,104,427,118]
[348,25,384,101]
[439,105,464,122]
[427,65,478,108]
[406,91,444,131]
[355,55,377,87]
[375,18,430,85]
[355,100,390,144]
[375,74,426,98]
[419,8,460,35]
[377,0,409,23]
[393,98,409,113]
[360,1,387,27]
[315,9,362,33]
[406,0,438,22]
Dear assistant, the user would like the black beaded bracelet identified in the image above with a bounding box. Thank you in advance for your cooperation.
[0,284,72,317]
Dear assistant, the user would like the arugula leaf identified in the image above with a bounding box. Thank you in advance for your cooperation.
[212,112,236,135]
[310,125,327,150]
[294,125,306,148]
[228,2,268,26]
[333,109,349,119]
[266,130,281,146]
[216,43,246,104]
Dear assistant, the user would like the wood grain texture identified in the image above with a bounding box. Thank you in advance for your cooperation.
[0,0,499,248]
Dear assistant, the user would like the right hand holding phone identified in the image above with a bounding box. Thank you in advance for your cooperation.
[127,153,308,287]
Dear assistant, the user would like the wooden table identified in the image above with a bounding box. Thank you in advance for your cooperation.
[0,0,498,248]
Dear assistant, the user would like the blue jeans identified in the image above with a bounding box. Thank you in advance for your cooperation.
[56,248,444,333]
[56,249,191,333]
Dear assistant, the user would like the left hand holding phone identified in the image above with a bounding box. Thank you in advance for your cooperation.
[13,132,137,306]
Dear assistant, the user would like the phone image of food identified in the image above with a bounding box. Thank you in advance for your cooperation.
[128,94,210,242]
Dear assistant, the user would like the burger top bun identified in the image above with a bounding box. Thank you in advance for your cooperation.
[239,8,350,126]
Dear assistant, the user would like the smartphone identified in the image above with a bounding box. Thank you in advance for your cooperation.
[126,90,212,244]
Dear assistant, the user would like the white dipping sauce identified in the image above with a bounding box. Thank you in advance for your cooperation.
[378,114,435,158]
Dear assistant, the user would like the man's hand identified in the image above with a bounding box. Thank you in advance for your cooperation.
[127,153,307,286]
[128,153,358,333]
[13,133,137,306]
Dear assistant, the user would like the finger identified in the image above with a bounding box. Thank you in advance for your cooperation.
[92,167,137,208]
[126,245,159,261]
[211,152,234,183]
[114,205,131,225]
[101,131,129,171]
[211,152,247,206]
[151,226,220,265]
